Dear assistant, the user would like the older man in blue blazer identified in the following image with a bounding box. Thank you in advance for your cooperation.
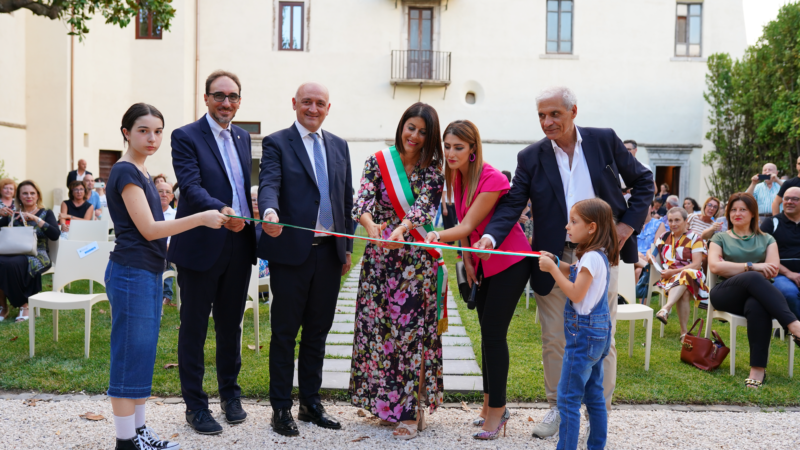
[169,70,256,435]
[475,86,654,439]
[259,82,353,437]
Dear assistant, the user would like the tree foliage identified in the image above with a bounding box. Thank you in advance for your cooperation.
[0,1,175,41]
[704,3,800,201]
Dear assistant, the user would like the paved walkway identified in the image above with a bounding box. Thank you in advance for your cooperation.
[292,258,484,394]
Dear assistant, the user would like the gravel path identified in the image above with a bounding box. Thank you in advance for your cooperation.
[2,399,799,449]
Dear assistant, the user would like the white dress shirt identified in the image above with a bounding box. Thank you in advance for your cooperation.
[482,125,596,247]
[265,121,332,235]
[163,206,176,221]
[204,113,247,219]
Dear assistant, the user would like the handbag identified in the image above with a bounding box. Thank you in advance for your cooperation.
[0,215,38,257]
[455,260,482,310]
[680,318,730,371]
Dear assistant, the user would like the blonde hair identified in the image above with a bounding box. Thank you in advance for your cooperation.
[443,120,483,206]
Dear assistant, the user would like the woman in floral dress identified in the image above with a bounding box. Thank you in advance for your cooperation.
[350,103,444,440]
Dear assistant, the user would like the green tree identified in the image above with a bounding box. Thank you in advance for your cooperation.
[704,2,800,200]
[0,0,175,41]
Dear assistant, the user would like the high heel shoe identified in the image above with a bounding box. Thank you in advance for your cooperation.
[417,407,428,431]
[472,416,485,426]
[472,408,510,440]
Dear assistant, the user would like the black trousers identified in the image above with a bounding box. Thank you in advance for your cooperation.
[269,240,342,409]
[442,203,462,256]
[475,258,532,407]
[176,229,252,412]
[710,271,798,368]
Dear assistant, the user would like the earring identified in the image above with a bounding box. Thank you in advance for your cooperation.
[469,153,476,162]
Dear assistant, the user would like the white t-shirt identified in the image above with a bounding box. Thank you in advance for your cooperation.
[571,251,608,315]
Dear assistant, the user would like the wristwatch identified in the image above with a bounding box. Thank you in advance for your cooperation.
[746,262,754,271]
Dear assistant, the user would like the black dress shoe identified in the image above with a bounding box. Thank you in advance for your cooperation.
[271,407,299,437]
[186,408,223,435]
[298,403,342,430]
[221,397,248,424]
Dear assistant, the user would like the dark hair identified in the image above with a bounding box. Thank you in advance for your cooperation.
[16,180,44,209]
[120,103,165,145]
[661,183,670,192]
[725,192,762,235]
[623,139,638,149]
[394,102,443,170]
[571,198,620,266]
[653,197,663,205]
[68,180,88,201]
[206,70,241,95]
[683,197,700,212]
[153,174,168,184]
[501,170,512,182]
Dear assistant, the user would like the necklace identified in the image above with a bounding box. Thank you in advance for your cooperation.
[731,229,754,241]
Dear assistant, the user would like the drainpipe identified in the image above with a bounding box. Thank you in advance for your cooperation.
[69,27,75,170]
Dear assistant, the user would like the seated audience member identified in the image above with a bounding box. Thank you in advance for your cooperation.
[653,208,709,340]
[652,197,664,219]
[153,173,168,186]
[94,178,108,211]
[635,199,661,282]
[83,174,103,220]
[0,180,60,322]
[59,180,95,235]
[708,192,800,388]
[760,186,800,321]
[746,162,782,220]
[0,178,16,217]
[66,158,92,188]
[653,195,681,245]
[683,197,701,216]
[157,181,177,308]
[687,197,726,241]
[250,186,269,281]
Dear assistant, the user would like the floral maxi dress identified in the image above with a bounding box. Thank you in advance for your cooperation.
[349,153,445,422]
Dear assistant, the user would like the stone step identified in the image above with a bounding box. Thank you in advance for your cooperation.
[447,316,461,325]
[338,292,358,300]
[324,345,353,358]
[337,300,356,307]
[333,314,356,323]
[295,359,352,373]
[443,359,482,375]
[444,375,484,394]
[442,346,476,360]
[335,307,356,314]
[293,371,350,390]
[326,334,354,345]
[330,323,356,333]
[442,336,472,346]
[340,288,358,293]
[343,282,358,288]
[443,326,467,337]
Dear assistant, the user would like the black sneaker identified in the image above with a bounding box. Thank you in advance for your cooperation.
[115,435,151,450]
[186,408,223,435]
[137,425,181,449]
[220,397,248,424]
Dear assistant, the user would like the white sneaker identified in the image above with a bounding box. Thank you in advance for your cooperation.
[531,407,560,439]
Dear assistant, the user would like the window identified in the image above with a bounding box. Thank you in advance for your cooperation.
[135,8,162,40]
[546,1,573,54]
[675,3,702,57]
[233,122,261,135]
[279,2,304,51]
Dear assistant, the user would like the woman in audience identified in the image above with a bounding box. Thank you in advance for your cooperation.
[687,197,726,240]
[105,103,226,450]
[426,120,531,440]
[0,180,59,322]
[60,180,95,234]
[653,207,709,341]
[683,197,701,216]
[708,192,800,388]
[0,178,16,218]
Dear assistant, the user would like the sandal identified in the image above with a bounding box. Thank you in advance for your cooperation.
[15,307,29,323]
[745,372,767,389]
[392,422,418,440]
[656,309,669,325]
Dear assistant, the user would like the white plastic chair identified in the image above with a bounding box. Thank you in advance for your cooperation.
[617,262,654,370]
[704,271,794,377]
[241,265,260,355]
[162,267,179,309]
[27,240,114,358]
[37,237,60,318]
[67,220,109,241]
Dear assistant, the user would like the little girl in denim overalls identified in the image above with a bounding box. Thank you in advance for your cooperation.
[539,198,619,450]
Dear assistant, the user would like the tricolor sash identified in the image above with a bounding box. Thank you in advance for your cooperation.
[375,146,449,335]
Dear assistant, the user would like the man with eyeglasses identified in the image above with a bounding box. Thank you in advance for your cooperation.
[168,70,256,435]
[761,186,800,323]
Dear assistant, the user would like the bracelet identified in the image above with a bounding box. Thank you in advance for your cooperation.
[400,223,411,234]
[432,230,440,241]
[554,255,560,267]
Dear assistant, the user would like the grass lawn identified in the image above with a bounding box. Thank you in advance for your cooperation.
[1,236,798,406]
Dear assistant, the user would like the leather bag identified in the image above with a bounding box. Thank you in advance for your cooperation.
[455,261,471,302]
[0,216,38,257]
[680,318,730,371]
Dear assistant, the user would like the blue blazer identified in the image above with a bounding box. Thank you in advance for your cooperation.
[484,126,654,296]
[168,115,256,271]
[257,124,353,266]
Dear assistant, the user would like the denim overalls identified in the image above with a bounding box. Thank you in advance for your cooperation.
[556,251,612,450]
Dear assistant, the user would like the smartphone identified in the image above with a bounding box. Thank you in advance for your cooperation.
[758,174,771,181]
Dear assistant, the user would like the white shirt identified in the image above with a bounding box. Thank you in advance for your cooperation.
[572,251,608,315]
[265,121,332,234]
[76,171,86,181]
[162,206,176,221]
[204,113,247,219]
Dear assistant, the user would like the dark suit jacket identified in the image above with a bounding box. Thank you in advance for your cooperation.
[484,126,654,296]
[258,123,353,266]
[168,115,256,271]
[66,170,93,188]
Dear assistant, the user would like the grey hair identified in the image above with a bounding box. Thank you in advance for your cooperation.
[667,206,688,221]
[250,186,259,196]
[535,86,578,110]
[666,195,680,207]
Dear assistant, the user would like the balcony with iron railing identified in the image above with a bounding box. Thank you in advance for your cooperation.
[390,50,451,88]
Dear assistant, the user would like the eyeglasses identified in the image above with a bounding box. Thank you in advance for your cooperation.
[784,196,800,202]
[208,92,240,103]
[157,190,173,195]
